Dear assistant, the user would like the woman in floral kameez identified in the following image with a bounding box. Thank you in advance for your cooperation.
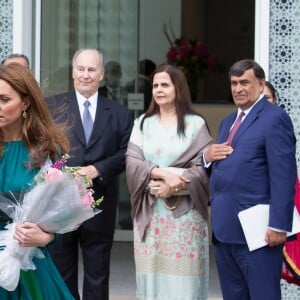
[126,64,212,300]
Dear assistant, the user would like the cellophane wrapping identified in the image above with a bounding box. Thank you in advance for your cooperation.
[0,173,98,291]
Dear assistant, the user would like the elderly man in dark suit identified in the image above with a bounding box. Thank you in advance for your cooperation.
[48,48,133,300]
[204,59,297,300]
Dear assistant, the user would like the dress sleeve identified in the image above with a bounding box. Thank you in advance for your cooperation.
[130,115,144,148]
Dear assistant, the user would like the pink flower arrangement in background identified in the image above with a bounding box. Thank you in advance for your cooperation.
[164,23,222,100]
[166,38,219,72]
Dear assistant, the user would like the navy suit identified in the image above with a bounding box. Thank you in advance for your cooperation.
[48,91,133,300]
[210,98,297,299]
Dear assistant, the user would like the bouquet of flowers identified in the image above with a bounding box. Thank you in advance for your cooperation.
[0,155,103,291]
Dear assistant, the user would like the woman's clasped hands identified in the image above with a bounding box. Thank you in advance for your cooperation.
[150,169,190,199]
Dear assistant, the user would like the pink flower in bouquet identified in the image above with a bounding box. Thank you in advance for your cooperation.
[45,167,63,182]
[35,154,103,212]
[48,155,103,209]
[81,190,94,206]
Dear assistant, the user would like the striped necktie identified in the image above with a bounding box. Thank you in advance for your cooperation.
[227,111,244,145]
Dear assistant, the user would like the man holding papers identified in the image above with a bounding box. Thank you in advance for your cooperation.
[204,59,297,300]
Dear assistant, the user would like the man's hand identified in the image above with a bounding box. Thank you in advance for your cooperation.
[76,165,100,180]
[204,142,233,163]
[265,229,287,247]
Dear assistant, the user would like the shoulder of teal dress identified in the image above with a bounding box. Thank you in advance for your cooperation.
[0,140,40,192]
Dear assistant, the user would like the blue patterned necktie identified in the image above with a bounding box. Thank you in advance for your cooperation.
[83,100,93,143]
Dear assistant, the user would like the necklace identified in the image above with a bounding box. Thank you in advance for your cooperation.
[163,196,181,210]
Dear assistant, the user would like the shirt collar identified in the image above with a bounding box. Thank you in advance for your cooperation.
[75,90,98,106]
[238,93,264,116]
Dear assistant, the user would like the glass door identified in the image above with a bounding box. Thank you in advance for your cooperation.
[37,0,181,241]
[40,0,139,96]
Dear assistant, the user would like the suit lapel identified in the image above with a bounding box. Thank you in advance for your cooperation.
[231,98,267,146]
[66,91,86,145]
[87,95,111,148]
[218,113,236,143]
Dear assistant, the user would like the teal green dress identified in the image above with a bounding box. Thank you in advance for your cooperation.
[0,141,74,300]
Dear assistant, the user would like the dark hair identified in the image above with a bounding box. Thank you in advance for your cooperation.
[1,53,30,68]
[265,81,279,103]
[229,59,265,80]
[139,59,156,77]
[141,64,207,136]
[0,63,69,166]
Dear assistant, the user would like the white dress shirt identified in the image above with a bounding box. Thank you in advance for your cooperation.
[76,91,98,122]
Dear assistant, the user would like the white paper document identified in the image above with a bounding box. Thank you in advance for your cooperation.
[238,204,300,251]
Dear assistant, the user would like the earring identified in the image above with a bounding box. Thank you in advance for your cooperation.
[22,109,28,119]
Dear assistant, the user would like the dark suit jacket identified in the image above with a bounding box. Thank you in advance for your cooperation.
[49,90,133,235]
[98,85,109,98]
[210,98,297,244]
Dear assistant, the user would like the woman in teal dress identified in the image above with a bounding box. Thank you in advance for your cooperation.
[0,63,73,299]
[126,64,212,300]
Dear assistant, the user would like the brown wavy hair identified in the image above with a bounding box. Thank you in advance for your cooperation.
[0,63,69,167]
[141,64,207,136]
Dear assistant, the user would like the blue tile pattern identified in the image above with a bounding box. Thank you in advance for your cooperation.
[0,0,13,62]
[269,0,300,168]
